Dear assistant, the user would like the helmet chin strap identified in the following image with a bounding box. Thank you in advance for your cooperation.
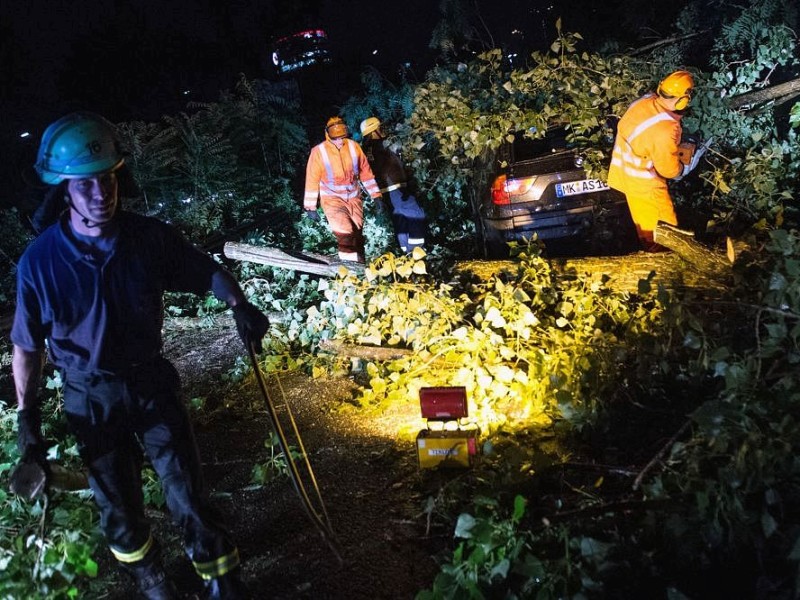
[67,198,114,229]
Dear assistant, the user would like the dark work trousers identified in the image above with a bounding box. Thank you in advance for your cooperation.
[386,188,427,252]
[62,357,238,577]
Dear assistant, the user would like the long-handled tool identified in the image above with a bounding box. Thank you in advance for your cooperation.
[246,343,343,564]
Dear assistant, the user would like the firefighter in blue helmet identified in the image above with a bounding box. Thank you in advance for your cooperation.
[11,112,269,599]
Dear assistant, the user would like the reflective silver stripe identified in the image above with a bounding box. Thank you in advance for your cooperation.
[347,140,359,177]
[622,165,657,179]
[407,237,425,244]
[321,184,359,200]
[380,183,405,193]
[338,251,359,261]
[627,112,674,144]
[614,102,676,179]
[111,533,153,563]
[361,177,381,196]
[318,145,335,181]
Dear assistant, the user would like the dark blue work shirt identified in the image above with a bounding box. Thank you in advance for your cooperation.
[12,211,220,374]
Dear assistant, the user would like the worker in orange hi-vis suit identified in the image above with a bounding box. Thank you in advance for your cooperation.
[303,116,384,263]
[608,70,695,250]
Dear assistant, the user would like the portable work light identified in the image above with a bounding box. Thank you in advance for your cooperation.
[416,387,480,469]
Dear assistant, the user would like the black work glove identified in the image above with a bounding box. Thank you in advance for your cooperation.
[17,406,50,477]
[232,301,270,353]
[374,197,389,215]
[304,209,320,222]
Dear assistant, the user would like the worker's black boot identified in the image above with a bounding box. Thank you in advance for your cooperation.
[204,567,248,600]
[121,546,179,600]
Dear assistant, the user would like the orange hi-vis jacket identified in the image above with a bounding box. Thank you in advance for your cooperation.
[608,93,683,239]
[303,138,381,211]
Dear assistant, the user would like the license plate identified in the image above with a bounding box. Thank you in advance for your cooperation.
[555,178,609,198]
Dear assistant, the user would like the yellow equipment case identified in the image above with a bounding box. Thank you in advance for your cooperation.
[416,387,480,469]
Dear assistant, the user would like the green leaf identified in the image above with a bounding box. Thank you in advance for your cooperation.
[513,495,527,522]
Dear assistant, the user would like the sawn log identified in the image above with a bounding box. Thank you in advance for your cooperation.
[318,339,414,361]
[223,242,364,276]
[652,222,731,278]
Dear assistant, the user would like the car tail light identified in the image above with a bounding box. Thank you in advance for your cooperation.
[491,174,536,205]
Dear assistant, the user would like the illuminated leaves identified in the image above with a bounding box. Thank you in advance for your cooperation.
[302,249,666,433]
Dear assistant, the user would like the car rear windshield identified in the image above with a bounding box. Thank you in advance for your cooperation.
[501,127,569,163]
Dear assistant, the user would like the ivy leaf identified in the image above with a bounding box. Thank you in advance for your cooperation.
[454,513,477,539]
[513,495,527,521]
[490,558,511,580]
[683,331,702,350]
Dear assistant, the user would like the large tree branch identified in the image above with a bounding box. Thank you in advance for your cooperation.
[726,76,800,110]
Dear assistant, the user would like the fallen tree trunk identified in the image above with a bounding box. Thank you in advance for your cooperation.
[318,339,414,361]
[726,76,800,110]
[652,222,731,278]
[223,242,364,277]
[455,251,729,294]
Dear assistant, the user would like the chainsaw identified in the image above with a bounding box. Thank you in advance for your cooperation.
[677,135,714,167]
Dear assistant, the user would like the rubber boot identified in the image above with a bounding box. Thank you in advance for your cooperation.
[204,567,249,600]
[121,546,179,600]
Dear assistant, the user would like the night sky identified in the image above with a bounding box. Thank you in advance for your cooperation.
[0,0,678,203]
[3,0,441,130]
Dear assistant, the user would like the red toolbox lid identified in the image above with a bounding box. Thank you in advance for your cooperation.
[419,386,468,419]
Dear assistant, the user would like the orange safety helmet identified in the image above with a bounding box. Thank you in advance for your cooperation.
[657,70,694,111]
[325,116,349,140]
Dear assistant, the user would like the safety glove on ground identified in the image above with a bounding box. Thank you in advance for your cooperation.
[304,209,320,222]
[232,301,270,353]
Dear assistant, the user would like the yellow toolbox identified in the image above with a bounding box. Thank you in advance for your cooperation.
[416,427,480,469]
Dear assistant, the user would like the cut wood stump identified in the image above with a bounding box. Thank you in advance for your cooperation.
[652,222,731,278]
[223,242,364,277]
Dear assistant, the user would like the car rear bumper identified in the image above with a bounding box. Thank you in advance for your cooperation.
[482,203,596,241]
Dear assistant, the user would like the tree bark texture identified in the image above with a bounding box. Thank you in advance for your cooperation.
[726,76,800,110]
[652,222,731,278]
[318,339,414,361]
[223,242,365,277]
[456,223,734,295]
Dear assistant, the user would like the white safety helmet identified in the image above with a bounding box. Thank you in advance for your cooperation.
[360,117,381,138]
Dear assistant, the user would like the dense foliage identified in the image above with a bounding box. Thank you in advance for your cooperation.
[117,74,308,241]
